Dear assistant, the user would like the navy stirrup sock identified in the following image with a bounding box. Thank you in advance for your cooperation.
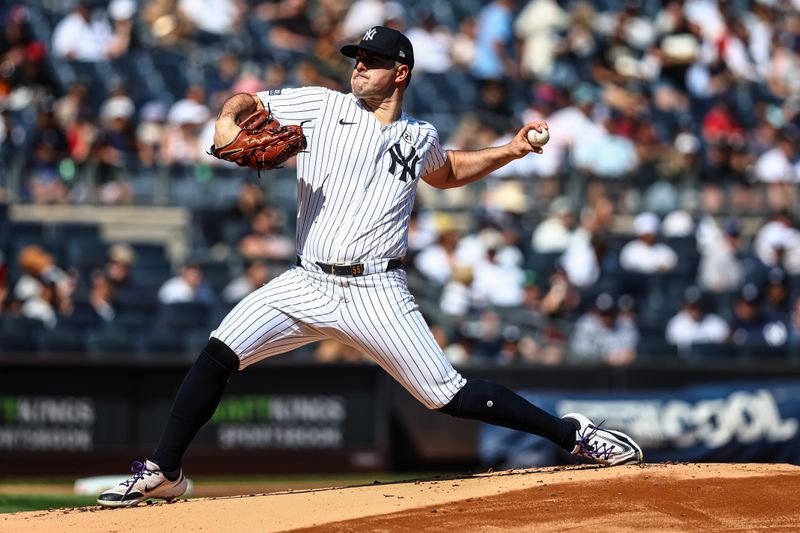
[437,379,577,451]
[152,338,239,473]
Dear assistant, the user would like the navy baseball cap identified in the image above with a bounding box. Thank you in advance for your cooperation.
[341,26,415,70]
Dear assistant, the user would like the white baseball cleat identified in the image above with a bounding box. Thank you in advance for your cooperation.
[97,460,187,507]
[562,413,644,466]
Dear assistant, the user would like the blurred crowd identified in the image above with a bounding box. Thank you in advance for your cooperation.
[2,0,800,365]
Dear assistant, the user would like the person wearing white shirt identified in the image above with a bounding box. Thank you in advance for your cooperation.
[52,3,113,62]
[665,287,729,351]
[406,12,453,74]
[414,228,461,285]
[158,263,216,305]
[471,231,525,307]
[531,196,575,253]
[754,130,798,183]
[697,217,743,293]
[619,212,678,274]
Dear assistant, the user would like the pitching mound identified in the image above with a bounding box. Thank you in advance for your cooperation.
[4,464,799,532]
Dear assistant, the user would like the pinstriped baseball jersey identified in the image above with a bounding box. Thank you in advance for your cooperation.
[255,87,447,263]
[211,86,466,409]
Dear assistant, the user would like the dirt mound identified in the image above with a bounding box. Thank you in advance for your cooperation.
[4,464,799,532]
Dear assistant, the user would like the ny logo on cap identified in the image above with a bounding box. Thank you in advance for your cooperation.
[363,27,377,41]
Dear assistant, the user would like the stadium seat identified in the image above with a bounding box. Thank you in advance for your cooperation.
[141,328,188,356]
[85,326,139,359]
[37,326,86,355]
[637,336,678,360]
[686,343,739,360]
[58,302,104,331]
[0,332,38,355]
[156,302,211,331]
[51,223,100,243]
[2,316,45,337]
[65,241,109,273]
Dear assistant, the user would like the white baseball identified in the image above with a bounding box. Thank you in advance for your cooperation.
[527,128,550,147]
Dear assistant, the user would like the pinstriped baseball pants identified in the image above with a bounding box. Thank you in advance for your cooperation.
[210,266,466,409]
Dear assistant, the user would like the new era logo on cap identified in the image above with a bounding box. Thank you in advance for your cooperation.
[341,26,415,70]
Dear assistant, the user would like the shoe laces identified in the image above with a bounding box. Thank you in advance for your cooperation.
[576,421,616,461]
[122,460,156,496]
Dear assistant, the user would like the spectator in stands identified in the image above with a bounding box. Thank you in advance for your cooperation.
[472,0,517,81]
[560,197,614,288]
[238,207,295,261]
[341,0,405,40]
[754,210,800,275]
[763,268,791,324]
[572,112,640,180]
[728,283,787,348]
[406,208,437,259]
[514,0,568,80]
[414,215,461,286]
[471,230,525,307]
[539,267,579,320]
[107,0,135,58]
[136,101,168,168]
[206,53,241,111]
[541,83,602,178]
[158,262,216,305]
[178,0,244,40]
[697,217,743,293]
[439,265,474,319]
[87,270,116,322]
[568,292,638,366]
[222,260,269,304]
[652,0,702,93]
[405,10,453,74]
[267,0,317,55]
[94,94,138,203]
[620,212,678,274]
[52,1,114,61]
[754,127,799,210]
[788,297,800,349]
[531,196,574,254]
[54,81,91,133]
[162,85,211,169]
[0,5,51,92]
[665,286,729,353]
[104,243,137,291]
[13,245,75,329]
[143,0,194,47]
[26,104,71,204]
[450,16,477,71]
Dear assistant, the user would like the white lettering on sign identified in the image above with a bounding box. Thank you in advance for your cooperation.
[559,389,798,449]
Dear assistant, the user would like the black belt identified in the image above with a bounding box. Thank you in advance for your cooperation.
[296,256,402,277]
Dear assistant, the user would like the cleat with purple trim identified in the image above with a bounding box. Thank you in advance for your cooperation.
[563,413,644,466]
[97,460,187,507]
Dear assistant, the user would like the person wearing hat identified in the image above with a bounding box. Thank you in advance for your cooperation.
[697,217,743,293]
[531,196,575,254]
[619,212,678,274]
[568,292,639,366]
[665,286,729,353]
[99,26,641,507]
[728,283,787,347]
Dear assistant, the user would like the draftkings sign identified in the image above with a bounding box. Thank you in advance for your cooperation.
[0,396,96,451]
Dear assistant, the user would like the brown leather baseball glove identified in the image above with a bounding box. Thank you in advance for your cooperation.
[208,109,307,171]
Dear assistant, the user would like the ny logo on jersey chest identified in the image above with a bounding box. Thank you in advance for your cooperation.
[387,143,419,182]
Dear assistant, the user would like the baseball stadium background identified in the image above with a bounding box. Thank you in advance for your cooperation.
[2,0,800,527]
